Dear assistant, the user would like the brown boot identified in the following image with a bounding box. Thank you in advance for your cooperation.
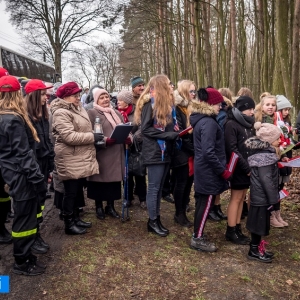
[275,210,288,226]
[270,211,284,228]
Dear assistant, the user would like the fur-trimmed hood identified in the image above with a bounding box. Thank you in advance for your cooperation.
[174,90,189,107]
[245,137,278,167]
[223,96,233,108]
[190,100,217,128]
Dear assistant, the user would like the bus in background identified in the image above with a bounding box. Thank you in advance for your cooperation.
[0,45,60,83]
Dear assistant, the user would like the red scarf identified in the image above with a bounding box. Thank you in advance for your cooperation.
[118,104,133,123]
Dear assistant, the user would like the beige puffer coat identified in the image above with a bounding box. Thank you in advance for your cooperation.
[50,98,99,181]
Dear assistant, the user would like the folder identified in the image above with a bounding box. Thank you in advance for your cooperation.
[110,123,133,144]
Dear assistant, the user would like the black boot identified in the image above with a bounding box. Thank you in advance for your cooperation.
[64,214,87,235]
[225,225,248,245]
[74,209,92,228]
[96,207,105,220]
[247,243,272,263]
[13,259,45,276]
[157,215,169,234]
[105,201,120,218]
[0,225,12,244]
[236,223,250,243]
[36,232,50,249]
[216,204,227,220]
[174,212,192,228]
[147,218,168,237]
[208,206,221,222]
[29,254,47,269]
[31,237,48,254]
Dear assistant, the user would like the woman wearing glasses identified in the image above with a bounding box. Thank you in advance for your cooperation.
[51,82,103,235]
[171,80,195,227]
[135,74,179,237]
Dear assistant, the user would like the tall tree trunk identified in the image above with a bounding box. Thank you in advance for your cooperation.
[230,0,238,94]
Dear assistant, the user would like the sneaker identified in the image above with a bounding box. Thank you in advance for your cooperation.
[190,236,217,252]
[13,260,45,276]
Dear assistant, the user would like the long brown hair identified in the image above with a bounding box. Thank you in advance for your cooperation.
[255,95,277,122]
[218,87,233,101]
[135,74,174,127]
[26,89,48,121]
[0,91,39,142]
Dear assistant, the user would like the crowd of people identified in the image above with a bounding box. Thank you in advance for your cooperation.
[0,68,299,276]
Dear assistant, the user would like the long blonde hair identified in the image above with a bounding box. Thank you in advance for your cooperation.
[255,95,277,123]
[0,91,39,142]
[135,74,174,127]
[177,80,196,102]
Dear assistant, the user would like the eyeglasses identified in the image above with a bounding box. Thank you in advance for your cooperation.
[189,90,196,94]
[169,82,175,87]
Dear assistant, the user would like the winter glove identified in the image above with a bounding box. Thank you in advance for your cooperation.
[106,138,116,146]
[221,169,232,180]
[124,137,132,145]
[94,133,104,143]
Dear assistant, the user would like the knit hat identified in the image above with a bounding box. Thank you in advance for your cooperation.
[254,122,281,144]
[93,88,109,103]
[56,82,82,99]
[0,75,20,92]
[0,67,9,78]
[117,90,133,104]
[25,79,53,94]
[197,87,223,105]
[276,95,292,111]
[130,76,144,88]
[235,96,255,112]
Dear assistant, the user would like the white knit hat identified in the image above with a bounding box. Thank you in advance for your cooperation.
[276,95,292,111]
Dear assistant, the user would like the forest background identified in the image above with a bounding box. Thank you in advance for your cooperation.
[4,0,300,111]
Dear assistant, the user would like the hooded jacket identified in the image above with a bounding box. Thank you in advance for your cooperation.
[0,114,45,201]
[171,90,194,168]
[224,107,255,189]
[245,137,279,206]
[140,94,179,165]
[190,101,228,195]
[50,98,99,181]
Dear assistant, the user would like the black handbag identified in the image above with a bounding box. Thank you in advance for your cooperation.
[128,138,146,177]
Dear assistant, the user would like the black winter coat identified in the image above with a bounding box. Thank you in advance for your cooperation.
[30,114,55,160]
[171,105,194,168]
[0,114,45,201]
[190,101,228,195]
[246,138,279,206]
[140,96,178,165]
[224,108,255,189]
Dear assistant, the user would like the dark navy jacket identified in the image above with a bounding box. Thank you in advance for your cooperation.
[190,101,228,195]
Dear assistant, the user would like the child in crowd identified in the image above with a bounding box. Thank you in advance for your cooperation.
[255,94,289,227]
[245,122,282,263]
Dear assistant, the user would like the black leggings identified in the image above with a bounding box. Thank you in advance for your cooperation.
[251,233,261,245]
[193,193,216,238]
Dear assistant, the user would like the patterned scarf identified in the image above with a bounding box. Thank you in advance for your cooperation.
[93,102,122,128]
[118,104,133,123]
[150,90,179,161]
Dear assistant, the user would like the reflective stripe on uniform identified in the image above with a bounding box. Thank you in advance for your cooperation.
[41,205,45,211]
[0,197,10,202]
[12,228,37,238]
[37,212,42,218]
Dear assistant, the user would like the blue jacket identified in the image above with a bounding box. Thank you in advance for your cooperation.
[190,101,228,195]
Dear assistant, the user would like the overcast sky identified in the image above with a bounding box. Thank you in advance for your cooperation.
[0,2,22,51]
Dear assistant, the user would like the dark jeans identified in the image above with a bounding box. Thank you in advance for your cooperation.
[172,164,189,215]
[193,193,216,238]
[146,164,170,220]
[62,178,85,215]
[12,198,37,264]
[128,175,147,202]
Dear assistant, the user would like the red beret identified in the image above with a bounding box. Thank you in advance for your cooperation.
[56,82,82,99]
[0,67,9,78]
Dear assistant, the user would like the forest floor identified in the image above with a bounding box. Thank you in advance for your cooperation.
[1,171,300,300]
